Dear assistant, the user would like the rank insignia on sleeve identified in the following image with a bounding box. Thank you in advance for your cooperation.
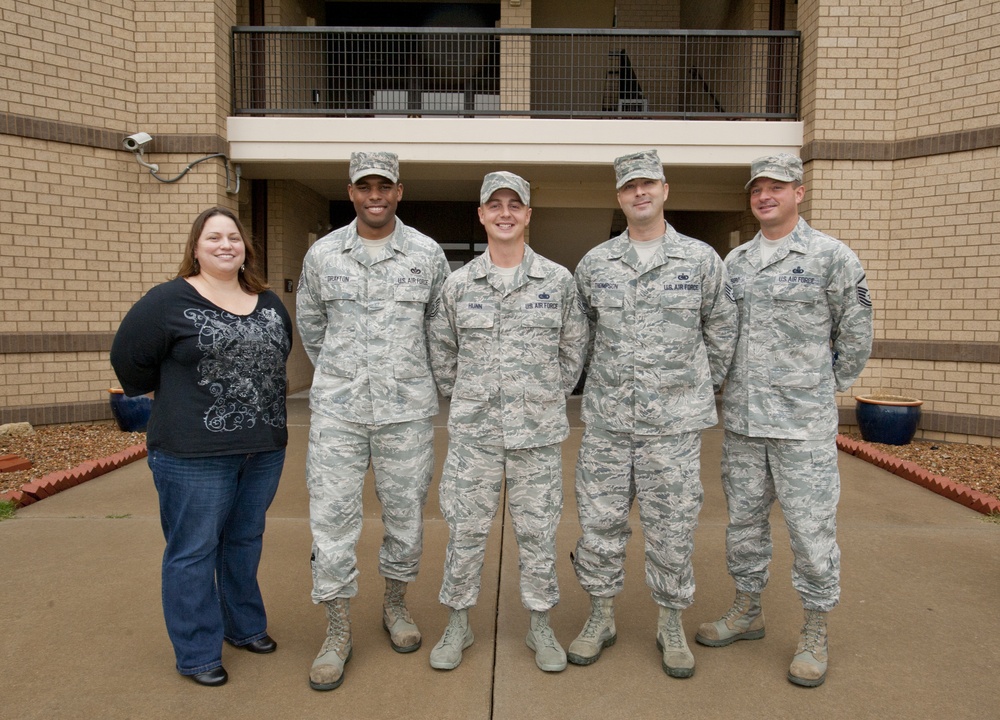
[856,276,872,307]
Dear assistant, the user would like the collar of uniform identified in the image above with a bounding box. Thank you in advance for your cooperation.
[605,224,683,260]
[523,246,546,278]
[467,250,491,280]
[387,216,411,254]
[604,231,632,260]
[752,217,808,252]
[469,244,539,281]
[747,216,808,268]
[786,216,810,254]
[344,217,408,254]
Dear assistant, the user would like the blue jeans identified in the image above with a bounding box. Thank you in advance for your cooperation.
[148,448,285,675]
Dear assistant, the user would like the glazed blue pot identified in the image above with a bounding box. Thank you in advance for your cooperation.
[108,389,151,432]
[855,395,922,445]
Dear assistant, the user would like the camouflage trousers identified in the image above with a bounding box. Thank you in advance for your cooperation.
[306,413,434,603]
[721,431,841,611]
[438,442,563,612]
[573,426,703,609]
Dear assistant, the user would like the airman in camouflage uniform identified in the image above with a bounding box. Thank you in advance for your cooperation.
[695,153,873,688]
[427,172,588,673]
[569,149,738,679]
[297,151,451,691]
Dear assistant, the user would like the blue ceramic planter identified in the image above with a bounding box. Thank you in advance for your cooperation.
[108,389,151,433]
[855,395,922,445]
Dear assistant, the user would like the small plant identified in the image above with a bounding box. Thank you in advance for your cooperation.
[0,499,16,522]
[105,513,131,519]
[983,512,1000,526]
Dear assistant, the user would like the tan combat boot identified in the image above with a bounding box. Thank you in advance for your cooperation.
[695,590,765,647]
[525,610,567,672]
[309,598,352,691]
[429,608,474,670]
[567,595,616,666]
[788,609,828,687]
[656,607,695,678]
[383,578,421,653]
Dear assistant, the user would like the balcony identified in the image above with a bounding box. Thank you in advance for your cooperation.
[232,27,800,121]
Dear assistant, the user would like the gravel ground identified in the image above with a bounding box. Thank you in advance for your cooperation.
[0,423,145,495]
[2,424,1000,507]
[841,432,1000,504]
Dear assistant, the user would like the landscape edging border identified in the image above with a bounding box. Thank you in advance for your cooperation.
[0,444,148,508]
[837,434,1000,516]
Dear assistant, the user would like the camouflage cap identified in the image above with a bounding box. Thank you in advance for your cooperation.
[480,171,530,206]
[614,149,666,189]
[349,151,399,184]
[745,153,803,189]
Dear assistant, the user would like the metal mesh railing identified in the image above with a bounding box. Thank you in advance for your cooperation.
[232,27,800,120]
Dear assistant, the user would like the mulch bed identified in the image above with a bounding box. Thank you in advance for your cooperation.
[0,424,146,504]
[838,433,1000,515]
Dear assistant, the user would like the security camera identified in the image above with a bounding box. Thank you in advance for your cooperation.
[123,132,153,152]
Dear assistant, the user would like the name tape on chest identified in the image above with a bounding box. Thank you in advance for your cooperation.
[663,282,700,292]
[395,275,430,287]
[776,272,819,286]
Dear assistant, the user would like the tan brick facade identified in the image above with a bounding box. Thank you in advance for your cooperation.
[797,0,1000,443]
[0,1,240,425]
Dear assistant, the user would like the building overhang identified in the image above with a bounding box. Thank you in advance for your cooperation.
[227,117,803,211]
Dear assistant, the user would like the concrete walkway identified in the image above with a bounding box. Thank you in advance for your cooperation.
[2,396,999,719]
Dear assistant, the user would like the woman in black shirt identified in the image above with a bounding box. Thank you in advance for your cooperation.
[111,207,292,687]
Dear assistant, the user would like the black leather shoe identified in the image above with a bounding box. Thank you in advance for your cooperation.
[234,635,277,654]
[190,666,228,687]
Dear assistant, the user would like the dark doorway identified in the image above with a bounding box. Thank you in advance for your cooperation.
[325,3,500,28]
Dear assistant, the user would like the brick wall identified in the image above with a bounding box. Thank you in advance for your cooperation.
[801,0,900,144]
[504,0,531,29]
[804,0,1000,443]
[803,0,998,143]
[897,0,999,138]
[0,0,243,425]
[1,2,135,127]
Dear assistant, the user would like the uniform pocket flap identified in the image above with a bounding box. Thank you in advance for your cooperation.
[320,285,357,301]
[457,307,496,329]
[394,284,431,303]
[660,291,701,309]
[591,288,624,308]
[394,361,429,380]
[522,312,561,328]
